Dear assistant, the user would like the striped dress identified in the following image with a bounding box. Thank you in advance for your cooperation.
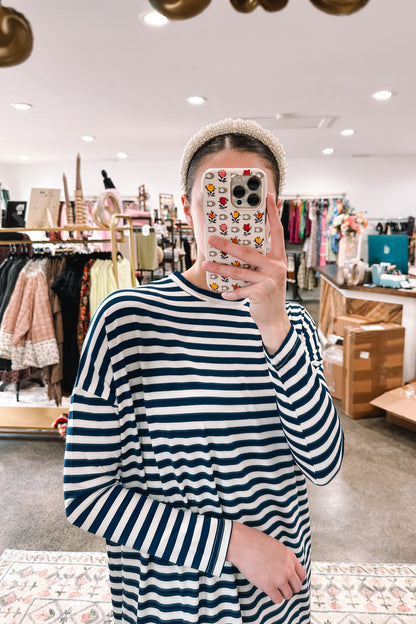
[64,271,344,624]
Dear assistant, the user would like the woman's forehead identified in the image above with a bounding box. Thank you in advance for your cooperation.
[195,148,276,192]
[198,148,267,167]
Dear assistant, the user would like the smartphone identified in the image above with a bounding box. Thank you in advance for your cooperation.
[202,167,267,293]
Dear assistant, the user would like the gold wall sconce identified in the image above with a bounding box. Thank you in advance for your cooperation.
[149,0,370,19]
[0,1,33,67]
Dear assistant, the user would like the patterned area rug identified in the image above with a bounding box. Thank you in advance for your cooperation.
[0,550,415,623]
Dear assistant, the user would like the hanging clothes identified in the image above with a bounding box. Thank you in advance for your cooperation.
[0,231,138,406]
[77,258,95,354]
[280,200,290,240]
[288,201,298,243]
[89,256,137,317]
[51,256,88,396]
[305,202,320,269]
[325,199,337,263]
[43,256,66,406]
[298,200,307,241]
[0,259,59,370]
[304,202,312,238]
[0,255,30,333]
[297,252,307,290]
[0,242,33,386]
[315,201,323,266]
[318,200,328,267]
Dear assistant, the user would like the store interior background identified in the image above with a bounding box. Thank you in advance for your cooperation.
[1,0,416,566]
[1,0,416,221]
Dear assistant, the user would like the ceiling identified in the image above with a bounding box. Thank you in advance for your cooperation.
[1,0,415,166]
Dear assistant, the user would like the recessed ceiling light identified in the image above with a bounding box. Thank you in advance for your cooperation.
[372,90,394,101]
[341,129,355,136]
[81,135,95,142]
[186,96,206,106]
[141,10,168,26]
[116,152,128,159]
[11,102,32,111]
[322,148,334,155]
[19,154,30,160]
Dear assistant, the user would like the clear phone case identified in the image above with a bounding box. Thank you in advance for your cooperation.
[202,167,267,293]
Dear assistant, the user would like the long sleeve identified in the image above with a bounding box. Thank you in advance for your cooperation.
[63,305,233,579]
[265,306,344,485]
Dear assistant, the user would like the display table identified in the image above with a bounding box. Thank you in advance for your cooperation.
[0,406,62,433]
[318,265,416,383]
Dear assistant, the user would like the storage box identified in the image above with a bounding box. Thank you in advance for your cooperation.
[342,323,405,419]
[332,314,369,337]
[323,345,344,400]
[370,381,416,432]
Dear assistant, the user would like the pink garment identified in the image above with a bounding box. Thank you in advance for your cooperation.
[293,202,302,244]
[288,202,295,243]
[0,261,59,370]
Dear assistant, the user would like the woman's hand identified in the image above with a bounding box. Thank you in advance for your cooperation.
[226,521,307,604]
[202,193,291,353]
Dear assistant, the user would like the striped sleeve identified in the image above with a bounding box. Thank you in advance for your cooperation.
[63,305,232,579]
[64,400,232,577]
[265,306,344,485]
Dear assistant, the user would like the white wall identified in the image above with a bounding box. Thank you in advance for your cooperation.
[2,155,416,222]
[0,164,13,195]
[1,158,182,216]
[284,156,416,220]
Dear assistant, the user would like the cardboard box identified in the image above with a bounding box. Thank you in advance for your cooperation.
[333,314,369,337]
[323,345,344,400]
[370,381,416,432]
[342,323,405,419]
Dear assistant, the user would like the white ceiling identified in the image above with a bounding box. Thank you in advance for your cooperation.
[1,0,415,166]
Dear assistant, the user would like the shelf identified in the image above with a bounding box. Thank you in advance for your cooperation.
[0,405,63,433]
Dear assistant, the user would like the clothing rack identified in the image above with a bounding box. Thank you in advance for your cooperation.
[281,193,347,200]
[281,195,343,302]
[0,222,137,289]
[366,216,412,221]
[0,221,138,433]
[0,224,128,247]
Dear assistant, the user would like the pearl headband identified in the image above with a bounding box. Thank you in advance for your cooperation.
[179,117,287,196]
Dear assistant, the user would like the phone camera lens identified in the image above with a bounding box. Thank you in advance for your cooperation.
[247,176,260,191]
[247,193,260,207]
[233,185,245,199]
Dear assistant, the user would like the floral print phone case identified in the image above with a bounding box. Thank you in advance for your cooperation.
[202,167,267,293]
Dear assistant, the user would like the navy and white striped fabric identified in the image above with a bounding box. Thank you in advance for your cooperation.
[64,271,344,624]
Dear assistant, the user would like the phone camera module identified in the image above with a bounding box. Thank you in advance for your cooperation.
[247,176,260,191]
[247,193,260,207]
[233,185,245,199]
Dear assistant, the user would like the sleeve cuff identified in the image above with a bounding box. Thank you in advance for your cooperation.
[264,325,302,369]
[208,518,233,578]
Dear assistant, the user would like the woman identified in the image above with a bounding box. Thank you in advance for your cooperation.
[64,118,344,624]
